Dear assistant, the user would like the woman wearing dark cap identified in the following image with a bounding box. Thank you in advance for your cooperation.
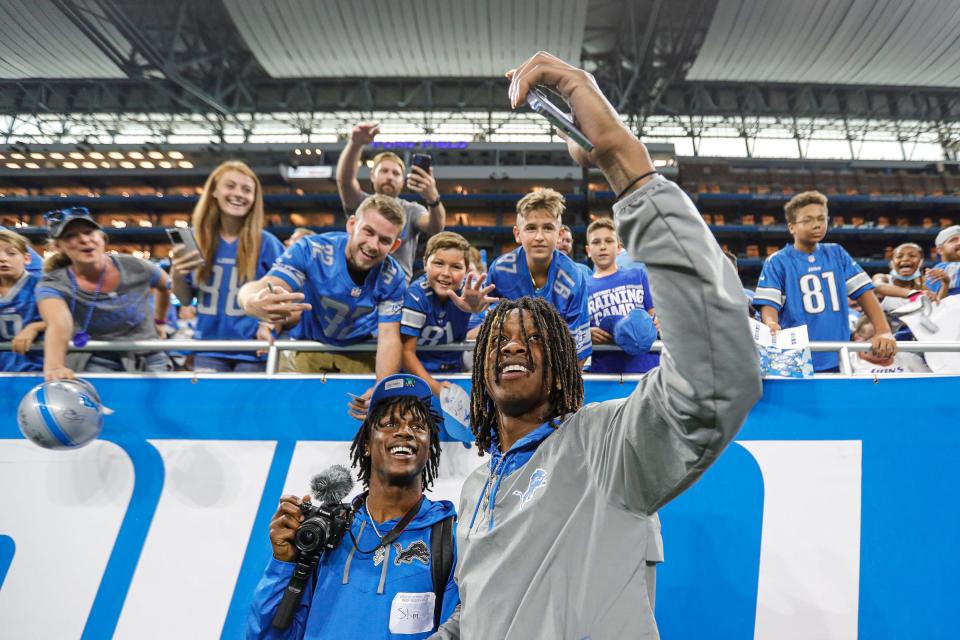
[36,207,173,380]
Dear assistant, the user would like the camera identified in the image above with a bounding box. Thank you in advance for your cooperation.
[273,500,355,630]
[294,501,354,554]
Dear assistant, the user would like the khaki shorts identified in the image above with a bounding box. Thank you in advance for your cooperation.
[281,350,376,374]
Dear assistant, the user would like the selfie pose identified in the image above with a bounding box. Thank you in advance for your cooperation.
[430,52,762,640]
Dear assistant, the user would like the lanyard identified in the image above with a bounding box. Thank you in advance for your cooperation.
[349,491,424,554]
[69,259,109,347]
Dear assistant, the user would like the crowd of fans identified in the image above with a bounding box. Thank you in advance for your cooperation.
[2,127,959,381]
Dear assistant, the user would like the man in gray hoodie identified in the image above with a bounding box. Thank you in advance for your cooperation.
[429,52,763,640]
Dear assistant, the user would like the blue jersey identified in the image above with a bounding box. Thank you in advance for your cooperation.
[926,261,960,297]
[400,275,471,372]
[268,232,405,345]
[487,247,592,360]
[0,272,43,372]
[754,243,873,371]
[587,265,659,374]
[187,230,284,361]
[573,261,593,280]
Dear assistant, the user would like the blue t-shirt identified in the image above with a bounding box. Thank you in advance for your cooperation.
[268,232,405,345]
[926,261,960,297]
[586,266,659,373]
[187,230,284,361]
[487,247,591,361]
[0,272,43,372]
[754,243,873,371]
[400,275,471,372]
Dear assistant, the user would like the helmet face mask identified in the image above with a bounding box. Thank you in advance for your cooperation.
[18,379,107,450]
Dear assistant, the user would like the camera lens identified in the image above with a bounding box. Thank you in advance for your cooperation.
[295,518,330,554]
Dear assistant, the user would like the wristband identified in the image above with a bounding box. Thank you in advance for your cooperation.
[424,197,441,207]
[616,170,658,201]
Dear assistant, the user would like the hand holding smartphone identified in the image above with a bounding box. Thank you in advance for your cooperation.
[165,227,204,265]
[526,86,594,152]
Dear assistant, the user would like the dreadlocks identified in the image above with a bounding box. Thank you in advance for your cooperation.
[349,395,443,490]
[470,297,584,455]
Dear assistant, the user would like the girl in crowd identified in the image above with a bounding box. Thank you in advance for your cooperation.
[170,161,284,372]
[0,229,44,372]
[36,208,172,380]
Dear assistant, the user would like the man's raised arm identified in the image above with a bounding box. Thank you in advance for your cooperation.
[507,52,762,514]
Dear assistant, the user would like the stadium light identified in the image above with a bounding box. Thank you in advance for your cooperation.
[62,162,78,169]
[148,151,164,159]
[5,163,21,169]
[24,162,39,169]
[168,151,184,159]
[89,152,105,160]
[139,161,155,168]
[11,153,25,160]
[177,160,193,168]
[50,152,65,159]
[129,151,144,159]
[108,152,124,159]
[69,152,84,159]
[82,162,97,169]
[159,160,173,168]
[120,161,136,169]
[294,149,302,155]
[100,161,111,168]
[30,153,44,159]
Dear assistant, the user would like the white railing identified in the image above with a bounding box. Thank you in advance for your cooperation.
[3,339,960,377]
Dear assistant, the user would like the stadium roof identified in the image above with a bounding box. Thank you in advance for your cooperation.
[1,0,959,160]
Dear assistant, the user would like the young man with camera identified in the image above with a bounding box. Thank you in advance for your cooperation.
[428,52,761,640]
[337,123,447,280]
[247,374,458,639]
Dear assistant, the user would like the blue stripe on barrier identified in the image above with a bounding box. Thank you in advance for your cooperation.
[36,385,75,447]
[0,535,15,590]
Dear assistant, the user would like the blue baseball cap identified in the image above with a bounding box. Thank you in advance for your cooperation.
[600,309,658,357]
[44,207,101,239]
[369,374,437,414]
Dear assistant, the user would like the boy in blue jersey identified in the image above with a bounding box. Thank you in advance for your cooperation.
[239,194,407,377]
[401,232,496,395]
[753,190,896,372]
[486,188,592,365]
[927,225,960,297]
[0,229,44,371]
[584,217,660,373]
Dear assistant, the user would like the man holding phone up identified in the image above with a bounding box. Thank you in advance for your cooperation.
[337,123,447,280]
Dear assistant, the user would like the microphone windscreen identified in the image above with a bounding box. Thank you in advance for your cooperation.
[310,464,355,504]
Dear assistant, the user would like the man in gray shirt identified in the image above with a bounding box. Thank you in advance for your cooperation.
[429,52,762,640]
[337,123,446,279]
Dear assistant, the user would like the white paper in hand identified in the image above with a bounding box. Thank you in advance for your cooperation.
[439,383,474,444]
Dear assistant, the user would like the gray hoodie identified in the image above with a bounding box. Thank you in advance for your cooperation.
[430,175,763,639]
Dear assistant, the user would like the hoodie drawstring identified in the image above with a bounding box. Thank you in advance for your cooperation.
[377,544,390,594]
[342,519,366,585]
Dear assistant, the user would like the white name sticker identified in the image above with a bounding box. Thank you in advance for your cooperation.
[388,591,436,635]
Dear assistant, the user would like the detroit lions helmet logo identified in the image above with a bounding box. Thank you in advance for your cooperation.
[512,468,548,509]
[393,540,430,566]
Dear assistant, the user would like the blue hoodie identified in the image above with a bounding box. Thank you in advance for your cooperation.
[247,497,459,640]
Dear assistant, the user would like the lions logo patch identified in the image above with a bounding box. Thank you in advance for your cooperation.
[512,468,548,509]
[393,540,430,566]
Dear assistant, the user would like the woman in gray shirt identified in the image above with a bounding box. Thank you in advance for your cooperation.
[36,207,173,380]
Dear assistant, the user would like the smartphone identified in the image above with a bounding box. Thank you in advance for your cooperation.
[411,153,432,172]
[165,227,203,261]
[526,86,594,152]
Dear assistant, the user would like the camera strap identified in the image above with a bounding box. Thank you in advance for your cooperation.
[349,491,425,554]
